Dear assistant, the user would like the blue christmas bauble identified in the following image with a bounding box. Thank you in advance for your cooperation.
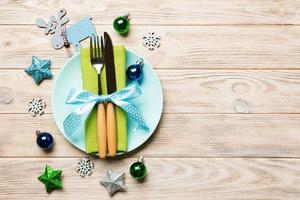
[126,64,143,81]
[36,131,54,150]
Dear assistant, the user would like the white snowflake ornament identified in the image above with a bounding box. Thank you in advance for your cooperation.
[76,158,94,177]
[142,32,161,50]
[27,98,46,116]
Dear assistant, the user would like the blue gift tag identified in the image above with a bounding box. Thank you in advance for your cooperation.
[66,16,97,51]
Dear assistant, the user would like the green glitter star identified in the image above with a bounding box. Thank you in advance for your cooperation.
[38,164,62,193]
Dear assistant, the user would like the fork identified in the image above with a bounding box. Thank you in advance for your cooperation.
[90,35,107,158]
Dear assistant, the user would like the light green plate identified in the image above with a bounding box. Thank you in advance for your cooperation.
[52,49,163,154]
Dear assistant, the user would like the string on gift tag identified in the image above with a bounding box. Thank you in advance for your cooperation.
[61,26,73,57]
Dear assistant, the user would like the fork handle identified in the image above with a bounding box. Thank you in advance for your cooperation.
[106,102,117,157]
[97,103,107,159]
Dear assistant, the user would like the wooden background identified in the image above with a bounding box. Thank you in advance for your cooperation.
[0,0,300,199]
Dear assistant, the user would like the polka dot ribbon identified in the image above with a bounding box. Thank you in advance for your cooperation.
[63,81,148,137]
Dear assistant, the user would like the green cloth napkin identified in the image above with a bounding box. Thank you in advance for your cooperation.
[80,46,127,154]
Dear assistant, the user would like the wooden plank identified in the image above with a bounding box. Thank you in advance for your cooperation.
[0,158,299,199]
[1,0,300,25]
[1,114,300,157]
[2,25,300,69]
[161,70,300,114]
[1,70,300,114]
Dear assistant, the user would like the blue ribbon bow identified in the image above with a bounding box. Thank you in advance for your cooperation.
[63,81,148,136]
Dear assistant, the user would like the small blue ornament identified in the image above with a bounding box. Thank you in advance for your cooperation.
[36,130,54,150]
[25,56,52,85]
[126,58,144,82]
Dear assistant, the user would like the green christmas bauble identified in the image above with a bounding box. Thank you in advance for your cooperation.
[113,16,130,35]
[130,161,147,180]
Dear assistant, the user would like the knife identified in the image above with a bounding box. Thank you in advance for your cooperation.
[104,32,117,157]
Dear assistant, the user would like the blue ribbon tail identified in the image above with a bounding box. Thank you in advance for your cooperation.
[113,100,149,130]
[63,113,84,136]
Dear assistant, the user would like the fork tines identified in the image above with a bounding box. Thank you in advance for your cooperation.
[90,35,105,59]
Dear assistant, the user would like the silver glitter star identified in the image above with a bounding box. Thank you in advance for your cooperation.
[100,168,126,196]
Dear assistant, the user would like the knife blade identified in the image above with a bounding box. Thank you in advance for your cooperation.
[104,32,117,94]
[104,32,117,157]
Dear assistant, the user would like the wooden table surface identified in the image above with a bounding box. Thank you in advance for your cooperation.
[1,1,300,199]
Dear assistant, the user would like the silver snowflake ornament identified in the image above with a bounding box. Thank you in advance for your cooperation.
[100,168,126,196]
[27,98,46,116]
[142,32,161,50]
[76,158,94,177]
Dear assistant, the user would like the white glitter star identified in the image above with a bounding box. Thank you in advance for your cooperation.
[100,168,126,196]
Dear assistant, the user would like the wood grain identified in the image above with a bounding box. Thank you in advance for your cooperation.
[1,0,300,25]
[1,113,300,158]
[2,25,300,69]
[1,0,300,199]
[0,158,299,199]
[1,70,300,114]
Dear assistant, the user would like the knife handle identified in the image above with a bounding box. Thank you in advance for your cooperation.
[106,102,117,157]
[97,103,107,159]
